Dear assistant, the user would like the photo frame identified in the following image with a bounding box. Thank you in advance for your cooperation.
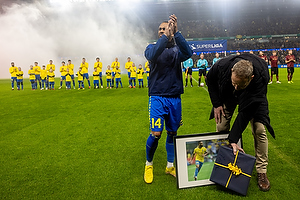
[174,131,242,189]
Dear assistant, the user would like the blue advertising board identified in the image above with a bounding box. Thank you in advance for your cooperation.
[188,40,227,52]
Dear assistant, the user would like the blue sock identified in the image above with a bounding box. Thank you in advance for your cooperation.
[194,167,199,177]
[146,133,160,162]
[60,81,62,87]
[73,80,75,87]
[100,78,103,86]
[166,133,176,163]
[88,80,90,87]
[120,81,123,87]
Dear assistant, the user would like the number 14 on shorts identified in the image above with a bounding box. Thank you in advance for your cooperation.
[151,118,162,129]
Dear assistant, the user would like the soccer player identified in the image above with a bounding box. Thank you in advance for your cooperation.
[125,57,133,86]
[93,67,100,89]
[48,68,55,90]
[9,62,18,90]
[67,60,76,89]
[206,53,275,192]
[212,53,221,65]
[81,58,91,89]
[40,65,47,90]
[197,54,208,87]
[145,62,150,87]
[16,67,24,90]
[285,50,296,83]
[115,66,123,89]
[269,51,281,84]
[65,68,72,90]
[33,62,41,90]
[191,141,208,181]
[76,67,84,90]
[46,60,55,89]
[259,51,268,63]
[137,64,144,88]
[129,63,137,88]
[59,61,67,89]
[106,65,112,89]
[111,57,120,88]
[28,65,36,90]
[183,57,193,87]
[94,57,103,88]
[144,14,193,184]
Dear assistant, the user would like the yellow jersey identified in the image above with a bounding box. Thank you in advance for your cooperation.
[130,66,137,78]
[65,73,72,82]
[48,72,55,82]
[28,69,35,80]
[193,147,207,163]
[9,66,18,77]
[137,68,144,79]
[144,61,148,69]
[111,61,120,70]
[80,62,89,74]
[76,71,84,81]
[46,64,55,72]
[40,69,47,79]
[146,66,150,77]
[115,68,121,78]
[33,66,41,75]
[16,71,23,80]
[60,66,67,76]
[125,61,133,72]
[67,64,74,75]
[106,69,112,79]
[93,71,99,81]
[94,62,102,73]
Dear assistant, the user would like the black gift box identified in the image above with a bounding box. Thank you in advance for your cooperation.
[210,145,256,196]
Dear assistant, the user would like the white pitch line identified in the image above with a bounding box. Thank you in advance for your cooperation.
[192,77,208,92]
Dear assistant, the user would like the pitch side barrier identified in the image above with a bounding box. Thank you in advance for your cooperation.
[182,64,300,72]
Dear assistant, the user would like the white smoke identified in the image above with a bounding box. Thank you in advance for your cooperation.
[0,0,152,79]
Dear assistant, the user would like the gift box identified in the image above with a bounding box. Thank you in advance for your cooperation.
[210,145,256,196]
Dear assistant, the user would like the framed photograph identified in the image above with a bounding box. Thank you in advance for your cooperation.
[174,131,242,189]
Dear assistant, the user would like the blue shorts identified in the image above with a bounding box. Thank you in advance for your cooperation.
[149,95,182,132]
[61,76,66,80]
[127,72,131,77]
[71,74,75,79]
[30,80,35,83]
[107,79,111,82]
[138,79,143,82]
[195,160,204,168]
[83,73,89,79]
[35,75,41,81]
[115,78,121,82]
[17,79,23,83]
[99,72,102,78]
[130,77,136,80]
[11,77,17,82]
[94,80,99,84]
[112,72,115,77]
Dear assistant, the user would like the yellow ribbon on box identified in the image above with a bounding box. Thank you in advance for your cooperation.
[214,150,251,188]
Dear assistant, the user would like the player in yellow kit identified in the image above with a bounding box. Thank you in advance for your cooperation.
[111,57,120,88]
[115,65,123,89]
[93,68,100,89]
[9,62,18,90]
[48,68,55,90]
[33,62,41,90]
[94,57,103,88]
[129,63,137,88]
[67,60,76,89]
[28,65,36,90]
[59,61,67,89]
[81,58,91,89]
[106,65,112,89]
[145,62,150,87]
[191,141,208,181]
[65,68,72,90]
[137,64,144,88]
[125,57,133,86]
[46,60,55,89]
[76,67,84,90]
[16,67,24,90]
[40,65,47,90]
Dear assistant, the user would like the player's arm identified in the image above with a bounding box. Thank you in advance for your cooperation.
[175,32,193,62]
[145,35,169,62]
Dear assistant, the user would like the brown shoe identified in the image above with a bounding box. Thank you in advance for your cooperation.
[257,173,270,191]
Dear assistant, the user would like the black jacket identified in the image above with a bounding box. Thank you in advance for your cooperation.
[207,53,275,143]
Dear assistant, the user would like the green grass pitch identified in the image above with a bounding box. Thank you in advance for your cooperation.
[188,162,214,181]
[0,68,299,199]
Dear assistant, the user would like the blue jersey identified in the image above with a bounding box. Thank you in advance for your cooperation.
[145,32,193,96]
[183,58,193,69]
[213,57,221,65]
[197,59,208,69]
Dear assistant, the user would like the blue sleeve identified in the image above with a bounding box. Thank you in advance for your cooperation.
[144,35,168,62]
[174,32,193,62]
[183,61,187,68]
[197,60,200,67]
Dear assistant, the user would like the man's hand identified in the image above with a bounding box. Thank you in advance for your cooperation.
[169,14,178,34]
[214,106,225,124]
[230,143,245,155]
